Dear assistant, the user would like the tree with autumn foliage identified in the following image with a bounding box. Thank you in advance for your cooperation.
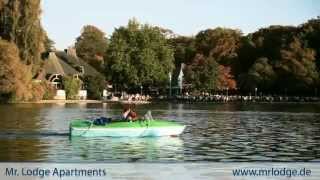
[0,0,50,102]
[216,65,237,90]
[236,22,320,95]
[0,40,33,102]
[195,28,242,66]
[0,0,46,74]
[175,28,241,92]
[184,54,219,91]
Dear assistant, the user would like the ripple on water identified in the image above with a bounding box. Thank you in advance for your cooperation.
[1,103,320,162]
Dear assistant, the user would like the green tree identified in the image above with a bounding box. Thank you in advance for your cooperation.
[300,17,320,71]
[169,36,196,85]
[62,76,81,100]
[247,57,276,92]
[105,19,174,90]
[236,24,320,94]
[276,37,319,93]
[75,25,108,71]
[236,35,258,75]
[84,75,105,100]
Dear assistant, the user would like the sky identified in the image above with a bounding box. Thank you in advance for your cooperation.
[42,0,320,50]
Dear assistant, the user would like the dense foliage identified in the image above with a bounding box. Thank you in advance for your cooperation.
[75,25,108,72]
[170,28,240,91]
[105,19,174,90]
[0,0,46,73]
[62,76,81,100]
[1,0,320,101]
[0,0,51,102]
[0,39,42,101]
[235,22,320,95]
[84,75,106,100]
[169,18,320,95]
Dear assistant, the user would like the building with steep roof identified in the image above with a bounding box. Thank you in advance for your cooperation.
[37,47,104,100]
[43,52,80,89]
[55,48,101,77]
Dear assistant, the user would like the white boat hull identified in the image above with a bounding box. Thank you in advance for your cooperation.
[71,126,186,137]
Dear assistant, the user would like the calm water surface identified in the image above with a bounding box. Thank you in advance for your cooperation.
[0,102,320,162]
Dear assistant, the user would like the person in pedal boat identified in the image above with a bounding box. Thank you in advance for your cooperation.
[122,107,138,121]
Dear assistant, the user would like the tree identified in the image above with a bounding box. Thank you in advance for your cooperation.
[105,19,174,90]
[0,39,33,102]
[249,25,297,61]
[43,31,55,52]
[169,36,196,85]
[217,65,237,90]
[84,75,105,100]
[195,28,242,65]
[0,0,5,9]
[194,28,241,90]
[0,0,46,74]
[62,76,81,100]
[236,23,320,94]
[236,35,258,75]
[247,57,276,92]
[75,25,108,71]
[184,54,219,91]
[276,37,319,93]
[300,17,320,71]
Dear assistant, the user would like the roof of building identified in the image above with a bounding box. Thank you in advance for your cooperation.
[55,50,102,77]
[43,52,79,76]
[41,48,103,78]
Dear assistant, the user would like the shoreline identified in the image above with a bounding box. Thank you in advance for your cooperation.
[5,99,320,105]
[11,99,152,104]
[5,94,320,104]
[14,100,103,104]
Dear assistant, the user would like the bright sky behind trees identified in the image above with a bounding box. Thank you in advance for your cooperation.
[42,0,320,49]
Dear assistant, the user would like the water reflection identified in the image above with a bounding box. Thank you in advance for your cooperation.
[0,138,49,161]
[69,137,184,162]
[0,103,320,162]
[0,104,43,131]
[181,111,320,162]
[0,104,46,161]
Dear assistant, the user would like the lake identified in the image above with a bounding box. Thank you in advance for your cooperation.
[0,102,320,162]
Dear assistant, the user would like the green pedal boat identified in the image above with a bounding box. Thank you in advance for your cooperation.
[70,119,186,137]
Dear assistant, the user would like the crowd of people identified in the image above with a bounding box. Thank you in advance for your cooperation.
[158,94,320,103]
[120,93,152,102]
[107,91,319,103]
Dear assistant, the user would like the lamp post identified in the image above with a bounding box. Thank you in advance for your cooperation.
[140,85,143,95]
[255,87,257,98]
[226,87,229,102]
[169,72,172,99]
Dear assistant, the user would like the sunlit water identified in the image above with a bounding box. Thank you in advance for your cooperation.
[0,102,319,162]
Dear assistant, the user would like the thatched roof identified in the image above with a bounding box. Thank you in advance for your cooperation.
[55,50,102,77]
[43,52,79,75]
